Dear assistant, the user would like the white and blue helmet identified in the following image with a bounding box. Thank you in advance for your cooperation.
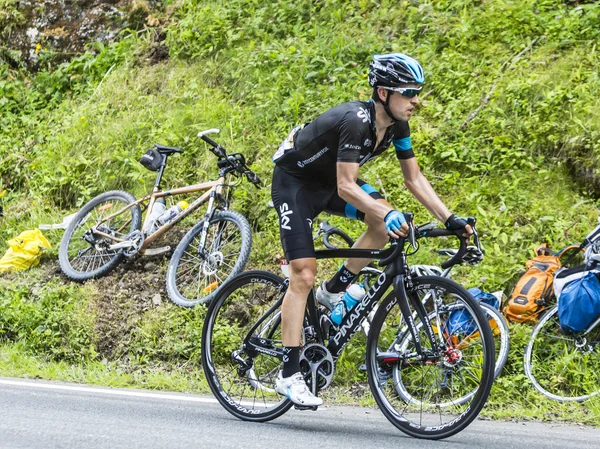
[368,53,425,87]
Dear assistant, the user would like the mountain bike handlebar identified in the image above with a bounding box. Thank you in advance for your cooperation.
[197,129,262,187]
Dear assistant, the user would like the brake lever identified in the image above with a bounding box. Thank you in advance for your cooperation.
[467,216,481,249]
[246,171,262,187]
[403,212,417,250]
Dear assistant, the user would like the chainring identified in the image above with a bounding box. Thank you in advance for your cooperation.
[123,230,144,257]
[299,343,335,395]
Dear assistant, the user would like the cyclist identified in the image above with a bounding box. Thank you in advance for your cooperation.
[271,53,472,407]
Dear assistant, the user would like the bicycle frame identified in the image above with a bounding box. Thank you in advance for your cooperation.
[244,242,440,362]
[88,156,230,254]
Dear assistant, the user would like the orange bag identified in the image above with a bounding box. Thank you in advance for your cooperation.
[503,244,581,324]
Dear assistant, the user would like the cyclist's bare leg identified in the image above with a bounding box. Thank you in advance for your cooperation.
[344,198,391,274]
[277,257,323,407]
[282,257,316,345]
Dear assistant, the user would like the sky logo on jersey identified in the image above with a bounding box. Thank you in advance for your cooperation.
[357,107,370,123]
[280,203,293,230]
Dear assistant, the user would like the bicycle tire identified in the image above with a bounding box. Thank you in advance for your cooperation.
[524,305,600,402]
[166,210,252,307]
[202,270,294,421]
[366,275,495,440]
[482,302,510,379]
[58,190,141,282]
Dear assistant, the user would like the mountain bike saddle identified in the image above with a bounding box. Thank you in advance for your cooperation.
[154,143,184,155]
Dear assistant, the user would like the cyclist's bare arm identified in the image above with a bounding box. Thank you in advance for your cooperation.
[399,158,472,234]
[336,161,393,221]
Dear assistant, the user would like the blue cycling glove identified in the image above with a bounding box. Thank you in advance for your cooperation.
[384,210,406,234]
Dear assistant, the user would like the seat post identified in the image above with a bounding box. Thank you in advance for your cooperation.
[154,154,168,190]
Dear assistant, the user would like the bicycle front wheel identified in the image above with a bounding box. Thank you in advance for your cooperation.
[58,190,142,282]
[392,301,508,407]
[366,275,495,440]
[166,210,252,307]
[202,270,293,421]
[524,305,600,402]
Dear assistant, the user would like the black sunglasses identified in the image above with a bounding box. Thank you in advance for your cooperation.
[384,86,422,99]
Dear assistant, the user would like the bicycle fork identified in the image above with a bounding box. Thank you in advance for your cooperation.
[391,274,441,362]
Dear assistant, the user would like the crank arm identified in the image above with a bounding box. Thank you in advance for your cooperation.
[108,240,136,250]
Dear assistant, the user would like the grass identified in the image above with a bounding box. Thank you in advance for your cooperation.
[1,0,600,423]
[0,343,209,393]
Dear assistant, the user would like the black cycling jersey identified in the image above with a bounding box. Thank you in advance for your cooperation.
[273,99,414,184]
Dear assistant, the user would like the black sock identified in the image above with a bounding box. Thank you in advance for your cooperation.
[326,265,357,293]
[282,346,301,378]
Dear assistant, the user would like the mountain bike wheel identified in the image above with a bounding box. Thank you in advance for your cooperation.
[366,275,495,440]
[524,305,600,402]
[58,190,141,282]
[391,301,508,407]
[202,270,294,421]
[166,210,252,307]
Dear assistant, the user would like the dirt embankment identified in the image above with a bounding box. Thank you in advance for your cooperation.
[2,0,164,70]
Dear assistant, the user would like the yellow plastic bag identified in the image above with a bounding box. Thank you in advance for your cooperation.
[0,229,51,273]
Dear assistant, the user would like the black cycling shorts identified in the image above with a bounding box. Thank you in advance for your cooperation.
[271,166,383,261]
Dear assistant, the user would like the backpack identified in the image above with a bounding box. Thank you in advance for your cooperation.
[503,244,581,324]
[447,288,500,335]
[556,265,600,334]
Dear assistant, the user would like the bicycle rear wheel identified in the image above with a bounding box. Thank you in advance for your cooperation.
[524,305,600,402]
[366,275,495,440]
[58,190,142,281]
[167,210,252,307]
[202,270,293,421]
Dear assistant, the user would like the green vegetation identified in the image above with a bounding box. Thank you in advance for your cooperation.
[1,0,600,422]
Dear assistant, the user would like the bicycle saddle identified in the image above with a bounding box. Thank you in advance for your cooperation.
[154,144,184,155]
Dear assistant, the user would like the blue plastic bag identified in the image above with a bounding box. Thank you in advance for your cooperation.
[558,271,600,334]
[447,288,499,335]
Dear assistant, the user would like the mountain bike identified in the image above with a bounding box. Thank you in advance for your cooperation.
[313,219,510,402]
[201,213,495,440]
[524,218,600,402]
[59,129,260,306]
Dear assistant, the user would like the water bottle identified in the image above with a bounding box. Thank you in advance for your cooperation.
[156,200,189,227]
[330,283,366,326]
[144,198,166,233]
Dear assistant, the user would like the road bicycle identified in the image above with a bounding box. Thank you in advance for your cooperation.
[59,129,260,306]
[524,218,600,402]
[314,220,510,390]
[313,218,510,402]
[201,213,495,440]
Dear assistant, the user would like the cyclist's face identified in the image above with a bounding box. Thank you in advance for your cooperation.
[387,84,420,121]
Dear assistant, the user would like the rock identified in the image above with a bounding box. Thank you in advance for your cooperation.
[151,293,161,306]
[144,262,157,272]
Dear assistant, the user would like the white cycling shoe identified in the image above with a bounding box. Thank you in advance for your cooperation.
[275,372,323,407]
[316,281,344,311]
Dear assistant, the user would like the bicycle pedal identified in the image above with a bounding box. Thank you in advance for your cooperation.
[294,405,319,411]
[140,246,171,256]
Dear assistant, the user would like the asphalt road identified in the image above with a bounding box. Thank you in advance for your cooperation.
[1,378,599,449]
